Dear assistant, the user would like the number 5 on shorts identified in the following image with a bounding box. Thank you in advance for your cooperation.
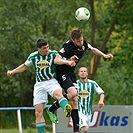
[62,75,66,81]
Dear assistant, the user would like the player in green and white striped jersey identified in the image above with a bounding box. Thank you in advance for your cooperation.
[7,39,73,133]
[25,48,57,82]
[77,66,104,133]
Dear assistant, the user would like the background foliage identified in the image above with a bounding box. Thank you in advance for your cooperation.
[0,0,133,128]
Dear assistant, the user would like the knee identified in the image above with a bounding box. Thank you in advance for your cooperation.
[69,92,78,101]
[72,92,78,98]
[71,96,78,104]
[69,95,78,107]
[68,94,78,108]
[35,109,43,118]
[81,126,88,132]
[53,89,63,99]
[67,89,78,100]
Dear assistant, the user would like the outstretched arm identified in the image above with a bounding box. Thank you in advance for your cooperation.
[91,47,113,60]
[7,63,27,76]
[98,93,104,108]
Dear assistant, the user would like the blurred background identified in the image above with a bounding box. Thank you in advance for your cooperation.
[0,0,132,131]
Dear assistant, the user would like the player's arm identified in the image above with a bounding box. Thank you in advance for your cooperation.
[54,54,76,66]
[90,47,113,60]
[7,63,27,76]
[98,93,104,108]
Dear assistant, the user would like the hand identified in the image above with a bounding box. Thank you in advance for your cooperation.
[98,101,104,108]
[7,70,14,76]
[69,55,79,62]
[66,60,76,67]
[104,54,113,60]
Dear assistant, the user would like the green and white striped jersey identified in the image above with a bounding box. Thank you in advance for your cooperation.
[24,50,57,82]
[77,79,104,115]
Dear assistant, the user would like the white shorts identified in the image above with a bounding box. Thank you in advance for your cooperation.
[33,78,62,106]
[79,112,91,128]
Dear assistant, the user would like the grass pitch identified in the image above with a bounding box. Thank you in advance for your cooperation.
[0,128,51,133]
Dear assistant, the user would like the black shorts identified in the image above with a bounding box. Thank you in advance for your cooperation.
[56,71,76,93]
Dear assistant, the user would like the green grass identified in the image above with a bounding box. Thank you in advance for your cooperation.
[0,128,51,133]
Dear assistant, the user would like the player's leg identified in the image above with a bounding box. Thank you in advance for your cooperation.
[60,73,79,133]
[47,73,69,113]
[80,127,88,133]
[47,79,72,122]
[67,86,79,133]
[48,93,68,113]
[48,100,60,113]
[53,89,72,117]
[47,72,72,114]
[79,112,89,133]
[33,82,48,133]
[47,93,69,123]
[50,73,79,132]
[34,103,46,133]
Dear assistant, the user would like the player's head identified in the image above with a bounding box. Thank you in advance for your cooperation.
[78,66,88,79]
[37,39,48,48]
[70,29,84,48]
[37,39,49,56]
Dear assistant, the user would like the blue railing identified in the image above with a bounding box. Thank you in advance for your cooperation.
[0,105,51,110]
[0,105,56,133]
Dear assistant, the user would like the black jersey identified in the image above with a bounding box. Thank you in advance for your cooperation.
[57,40,92,72]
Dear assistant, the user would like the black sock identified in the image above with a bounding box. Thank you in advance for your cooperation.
[71,109,79,132]
[49,100,60,113]
[49,94,69,113]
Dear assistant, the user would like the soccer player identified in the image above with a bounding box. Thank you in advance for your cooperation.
[47,29,113,133]
[7,39,73,133]
[77,66,104,133]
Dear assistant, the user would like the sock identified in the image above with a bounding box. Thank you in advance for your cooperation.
[49,100,60,113]
[36,122,46,133]
[71,109,79,132]
[49,94,69,113]
[58,97,68,110]
[80,131,88,133]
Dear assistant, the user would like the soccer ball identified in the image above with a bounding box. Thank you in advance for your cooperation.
[75,7,90,21]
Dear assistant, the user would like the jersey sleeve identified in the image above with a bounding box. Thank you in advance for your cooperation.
[87,43,93,50]
[52,50,58,57]
[84,40,92,50]
[24,54,33,66]
[58,42,70,58]
[93,81,104,95]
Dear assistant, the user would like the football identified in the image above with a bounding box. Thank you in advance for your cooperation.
[75,7,90,21]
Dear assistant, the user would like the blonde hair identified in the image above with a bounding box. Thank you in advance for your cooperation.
[78,66,88,72]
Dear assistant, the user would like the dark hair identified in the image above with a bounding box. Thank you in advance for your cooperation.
[37,39,48,48]
[70,29,82,40]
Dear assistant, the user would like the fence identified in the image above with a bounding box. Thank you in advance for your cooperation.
[0,105,56,133]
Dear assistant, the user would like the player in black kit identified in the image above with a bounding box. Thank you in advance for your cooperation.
[47,29,113,133]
